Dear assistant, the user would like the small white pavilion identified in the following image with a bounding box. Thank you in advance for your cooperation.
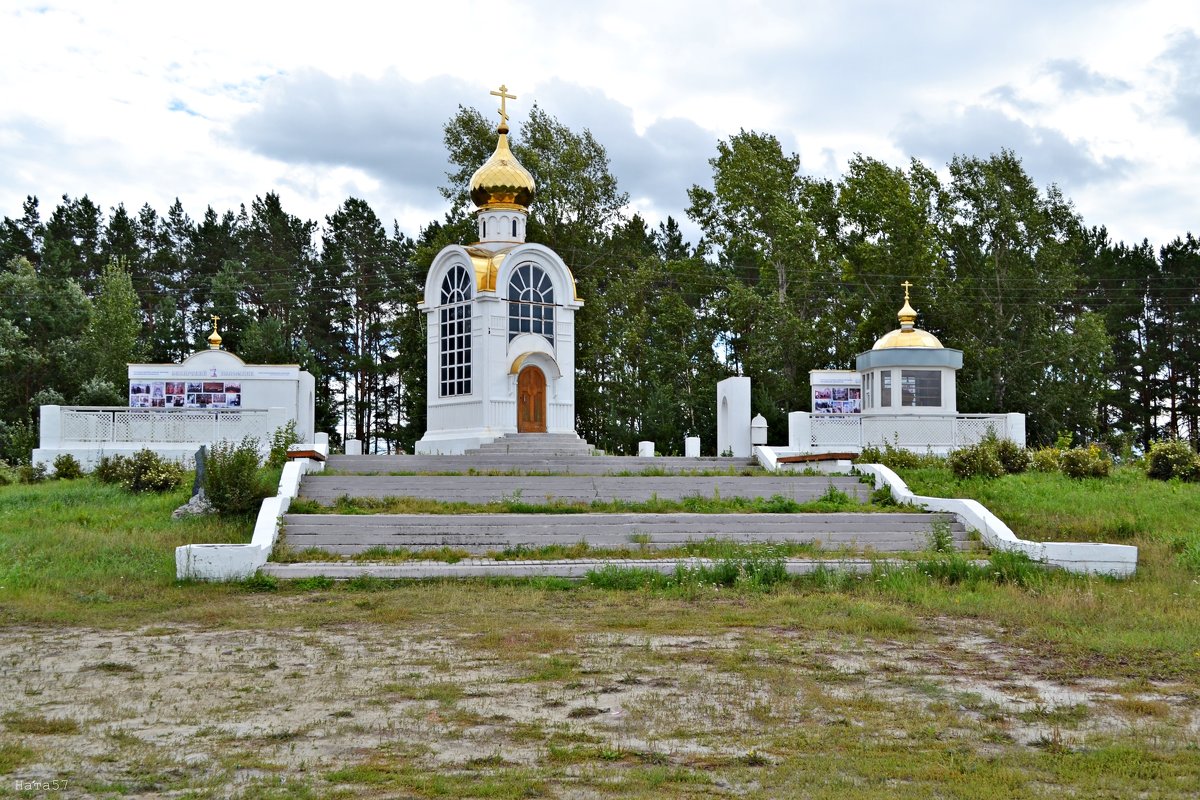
[726,283,1026,457]
[415,86,583,455]
[34,318,315,469]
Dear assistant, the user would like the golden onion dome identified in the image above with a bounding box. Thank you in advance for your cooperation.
[872,327,944,349]
[872,282,943,350]
[469,128,535,211]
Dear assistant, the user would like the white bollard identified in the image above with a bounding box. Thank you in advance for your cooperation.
[638,441,655,458]
[751,413,768,445]
[344,439,362,455]
[684,437,701,458]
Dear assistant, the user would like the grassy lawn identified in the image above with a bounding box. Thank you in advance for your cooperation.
[0,472,1198,797]
[903,465,1200,560]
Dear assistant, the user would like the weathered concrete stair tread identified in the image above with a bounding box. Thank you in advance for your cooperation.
[263,557,982,580]
[281,512,970,555]
[464,433,597,458]
[325,454,757,476]
[299,475,868,504]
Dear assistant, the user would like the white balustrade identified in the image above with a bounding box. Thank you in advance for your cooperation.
[806,413,1019,452]
[809,415,862,447]
[57,407,274,445]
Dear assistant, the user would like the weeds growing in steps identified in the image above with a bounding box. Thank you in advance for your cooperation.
[285,490,884,516]
[271,538,837,564]
[261,550,1044,595]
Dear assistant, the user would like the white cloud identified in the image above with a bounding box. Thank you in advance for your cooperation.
[1,0,1198,248]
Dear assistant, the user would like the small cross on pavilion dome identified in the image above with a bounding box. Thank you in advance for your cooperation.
[207,314,223,350]
[872,281,943,350]
[469,84,536,211]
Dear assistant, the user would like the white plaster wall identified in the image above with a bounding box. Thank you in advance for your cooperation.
[33,405,289,470]
[716,377,752,457]
[856,463,1137,577]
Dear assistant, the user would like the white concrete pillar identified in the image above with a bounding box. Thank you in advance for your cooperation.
[716,376,752,457]
[39,405,62,448]
[1006,413,1027,447]
[684,437,701,458]
[788,411,812,452]
[344,439,362,456]
[638,441,655,457]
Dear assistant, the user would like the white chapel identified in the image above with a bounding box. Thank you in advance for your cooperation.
[415,87,583,455]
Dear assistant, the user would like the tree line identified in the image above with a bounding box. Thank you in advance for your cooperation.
[1,104,1196,462]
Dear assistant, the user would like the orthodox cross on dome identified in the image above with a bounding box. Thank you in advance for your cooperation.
[900,280,913,302]
[490,84,516,129]
[208,314,223,350]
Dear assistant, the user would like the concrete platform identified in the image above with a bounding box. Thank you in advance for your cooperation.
[279,512,969,556]
[262,556,977,581]
[298,475,869,505]
[324,454,758,476]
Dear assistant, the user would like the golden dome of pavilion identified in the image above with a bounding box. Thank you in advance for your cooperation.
[872,283,943,350]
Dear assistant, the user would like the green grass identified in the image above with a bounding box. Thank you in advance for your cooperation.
[902,465,1200,557]
[3,470,1200,797]
[0,477,251,624]
[3,711,81,735]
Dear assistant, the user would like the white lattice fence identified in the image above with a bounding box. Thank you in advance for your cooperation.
[862,416,956,449]
[60,408,272,444]
[60,409,115,442]
[954,416,1004,446]
[810,415,861,447]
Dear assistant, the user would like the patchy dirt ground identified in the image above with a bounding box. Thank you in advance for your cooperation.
[1,616,1197,798]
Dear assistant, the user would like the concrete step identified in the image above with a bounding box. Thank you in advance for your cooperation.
[280,512,970,556]
[262,557,985,581]
[298,475,870,505]
[465,433,597,457]
[325,454,758,475]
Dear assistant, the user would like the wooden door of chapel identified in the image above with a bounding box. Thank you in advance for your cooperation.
[517,366,547,433]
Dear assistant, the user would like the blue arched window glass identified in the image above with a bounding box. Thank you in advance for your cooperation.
[508,263,554,345]
[439,266,472,396]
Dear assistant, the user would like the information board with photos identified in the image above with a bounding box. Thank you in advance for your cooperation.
[812,385,862,414]
[129,380,242,409]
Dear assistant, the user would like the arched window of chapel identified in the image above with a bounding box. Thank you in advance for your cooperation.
[439,266,473,397]
[508,263,554,345]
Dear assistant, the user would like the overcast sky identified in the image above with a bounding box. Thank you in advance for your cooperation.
[2,0,1198,249]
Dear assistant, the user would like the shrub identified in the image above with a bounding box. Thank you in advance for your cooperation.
[994,437,1032,474]
[204,437,273,517]
[0,420,37,466]
[94,454,132,485]
[52,454,84,480]
[1030,447,1061,473]
[1145,439,1199,482]
[855,440,943,471]
[947,443,1005,479]
[122,449,185,492]
[1059,445,1111,479]
[946,432,1031,479]
[267,420,303,469]
[17,463,47,484]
